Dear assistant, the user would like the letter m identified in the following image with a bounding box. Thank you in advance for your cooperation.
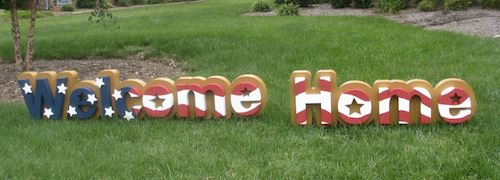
[373,80,435,125]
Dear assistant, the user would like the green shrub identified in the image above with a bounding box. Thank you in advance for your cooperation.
[76,0,96,8]
[417,0,436,10]
[275,0,312,7]
[313,0,330,3]
[444,0,471,10]
[274,0,286,4]
[481,0,500,9]
[330,0,352,8]
[131,0,144,5]
[0,10,54,18]
[251,0,272,12]
[115,0,133,6]
[375,0,407,13]
[353,0,372,8]
[147,0,164,4]
[0,0,29,10]
[61,4,75,11]
[278,3,299,16]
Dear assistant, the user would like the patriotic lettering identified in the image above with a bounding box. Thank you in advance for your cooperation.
[290,70,476,126]
[17,69,476,126]
[17,69,268,121]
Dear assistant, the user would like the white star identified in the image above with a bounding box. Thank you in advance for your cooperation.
[123,111,134,121]
[67,105,77,117]
[104,106,115,117]
[57,83,68,94]
[43,108,54,119]
[112,89,122,100]
[86,94,98,105]
[95,78,105,88]
[22,83,32,94]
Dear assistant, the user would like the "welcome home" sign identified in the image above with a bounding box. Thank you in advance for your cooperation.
[17,69,476,126]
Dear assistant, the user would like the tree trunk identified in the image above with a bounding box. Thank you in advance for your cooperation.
[9,0,22,72]
[24,0,39,71]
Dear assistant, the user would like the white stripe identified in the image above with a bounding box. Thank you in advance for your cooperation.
[177,89,208,111]
[320,76,330,81]
[441,87,455,96]
[214,95,226,116]
[414,87,431,98]
[295,91,331,113]
[338,93,371,118]
[230,88,262,114]
[438,98,472,119]
[295,77,305,83]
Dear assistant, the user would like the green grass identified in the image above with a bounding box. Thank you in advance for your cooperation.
[0,0,499,178]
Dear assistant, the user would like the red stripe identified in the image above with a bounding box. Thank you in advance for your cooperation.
[378,88,432,107]
[378,113,391,125]
[319,79,331,92]
[194,108,206,117]
[399,111,410,123]
[144,107,172,118]
[294,81,306,94]
[420,115,432,124]
[176,83,225,96]
[236,104,261,116]
[178,104,189,117]
[144,85,171,96]
[439,88,469,105]
[296,110,307,125]
[345,89,370,101]
[232,83,258,95]
[320,109,332,125]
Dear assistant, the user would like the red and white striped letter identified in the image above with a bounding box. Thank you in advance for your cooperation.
[230,75,268,117]
[336,81,373,125]
[175,76,231,119]
[435,79,476,124]
[290,70,336,126]
[373,80,435,125]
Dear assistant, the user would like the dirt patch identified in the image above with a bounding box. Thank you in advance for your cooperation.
[0,56,184,102]
[245,4,500,37]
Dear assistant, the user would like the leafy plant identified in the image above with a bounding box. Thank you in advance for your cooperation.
[251,0,272,12]
[375,0,407,13]
[444,0,471,10]
[61,4,76,11]
[353,0,372,8]
[77,0,96,8]
[330,0,352,8]
[131,0,145,5]
[417,0,436,11]
[278,3,300,16]
[89,1,117,26]
[480,0,499,9]
[275,0,312,7]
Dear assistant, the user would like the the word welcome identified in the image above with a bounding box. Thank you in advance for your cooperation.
[17,70,268,120]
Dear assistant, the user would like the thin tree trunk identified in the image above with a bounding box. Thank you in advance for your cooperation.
[24,0,39,71]
[9,0,22,72]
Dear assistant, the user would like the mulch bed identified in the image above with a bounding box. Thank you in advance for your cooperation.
[245,4,500,37]
[0,56,183,102]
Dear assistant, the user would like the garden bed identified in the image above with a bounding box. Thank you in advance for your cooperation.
[245,4,500,37]
[0,56,183,102]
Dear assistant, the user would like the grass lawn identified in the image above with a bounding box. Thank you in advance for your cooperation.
[0,0,499,178]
